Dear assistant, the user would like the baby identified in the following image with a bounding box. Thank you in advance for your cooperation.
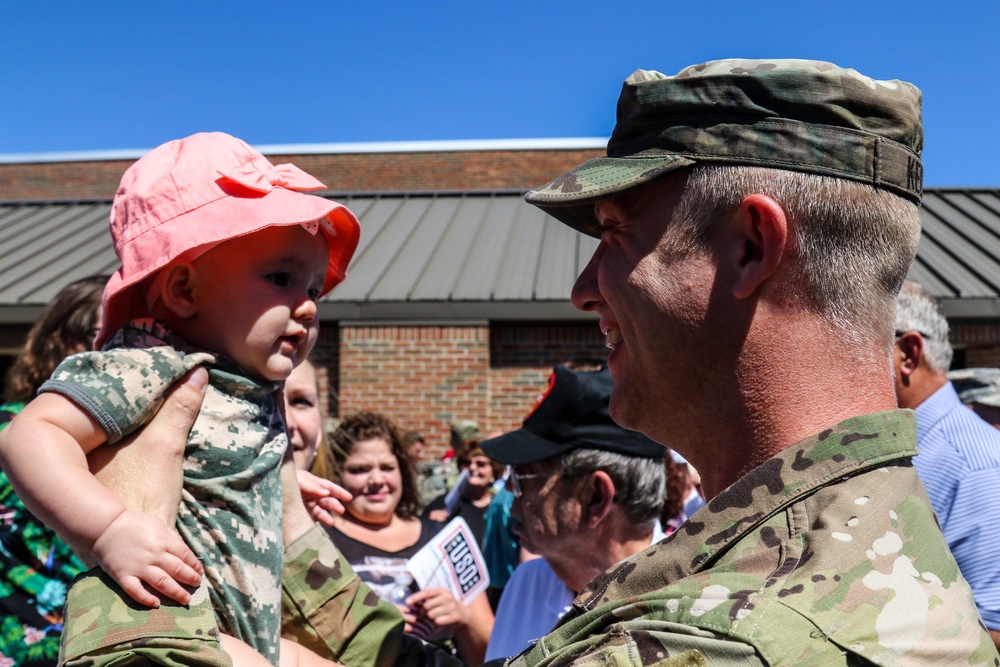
[0,132,360,665]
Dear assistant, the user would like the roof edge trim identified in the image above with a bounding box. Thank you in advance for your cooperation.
[0,138,609,165]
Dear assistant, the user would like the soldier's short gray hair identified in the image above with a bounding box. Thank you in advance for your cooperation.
[671,165,922,346]
[895,281,953,374]
[553,448,665,527]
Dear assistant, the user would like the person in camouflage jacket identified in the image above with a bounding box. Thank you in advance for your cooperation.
[56,59,1000,666]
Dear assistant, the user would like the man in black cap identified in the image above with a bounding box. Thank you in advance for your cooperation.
[482,366,666,659]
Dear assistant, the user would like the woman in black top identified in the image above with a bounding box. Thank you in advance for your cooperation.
[319,412,494,664]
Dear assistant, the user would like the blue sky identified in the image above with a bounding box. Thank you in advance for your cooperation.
[2,1,997,186]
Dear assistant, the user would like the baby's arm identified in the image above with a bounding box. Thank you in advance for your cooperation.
[0,392,202,607]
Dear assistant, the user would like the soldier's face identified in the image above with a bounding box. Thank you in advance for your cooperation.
[571,176,718,443]
[184,225,327,382]
[340,438,404,524]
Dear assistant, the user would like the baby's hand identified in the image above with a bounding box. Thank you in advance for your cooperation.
[297,469,352,526]
[91,509,203,608]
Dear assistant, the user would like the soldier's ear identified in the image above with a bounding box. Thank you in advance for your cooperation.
[158,260,199,319]
[722,194,788,300]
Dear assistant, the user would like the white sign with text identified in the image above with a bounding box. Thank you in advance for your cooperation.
[408,516,490,604]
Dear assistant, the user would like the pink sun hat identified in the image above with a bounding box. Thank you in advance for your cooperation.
[96,131,361,349]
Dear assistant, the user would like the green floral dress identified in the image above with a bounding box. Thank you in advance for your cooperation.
[0,402,85,666]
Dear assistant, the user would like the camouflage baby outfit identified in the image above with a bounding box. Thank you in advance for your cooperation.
[58,410,999,666]
[43,319,285,665]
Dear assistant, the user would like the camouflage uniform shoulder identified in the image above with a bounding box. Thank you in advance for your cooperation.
[510,411,996,666]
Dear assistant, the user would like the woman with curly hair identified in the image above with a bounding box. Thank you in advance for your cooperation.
[319,412,494,664]
[0,275,106,666]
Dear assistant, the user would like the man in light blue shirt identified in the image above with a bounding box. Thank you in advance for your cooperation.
[894,281,1000,650]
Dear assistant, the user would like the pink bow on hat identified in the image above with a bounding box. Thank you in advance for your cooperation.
[217,162,327,194]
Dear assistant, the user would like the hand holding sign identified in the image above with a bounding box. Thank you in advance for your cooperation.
[406,517,490,603]
[404,518,495,664]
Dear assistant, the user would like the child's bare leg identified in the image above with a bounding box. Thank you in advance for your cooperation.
[219,633,275,666]
[279,638,346,667]
[223,634,346,667]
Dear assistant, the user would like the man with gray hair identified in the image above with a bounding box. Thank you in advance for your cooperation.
[481,366,666,659]
[894,280,1000,648]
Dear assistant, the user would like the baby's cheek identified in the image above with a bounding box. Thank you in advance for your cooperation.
[300,329,319,360]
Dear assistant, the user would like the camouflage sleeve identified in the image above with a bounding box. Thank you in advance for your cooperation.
[39,346,194,444]
[60,525,466,667]
[508,623,769,667]
[280,523,465,667]
[59,569,232,667]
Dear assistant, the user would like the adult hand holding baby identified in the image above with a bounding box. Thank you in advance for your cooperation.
[89,368,209,607]
[87,368,351,666]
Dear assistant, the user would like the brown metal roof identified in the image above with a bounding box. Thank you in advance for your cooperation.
[1,189,999,323]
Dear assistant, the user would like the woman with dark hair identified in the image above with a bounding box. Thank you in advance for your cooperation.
[319,411,494,664]
[423,438,504,551]
[321,412,424,540]
[3,276,106,407]
[0,275,106,666]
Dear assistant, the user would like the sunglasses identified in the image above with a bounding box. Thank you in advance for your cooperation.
[506,469,586,498]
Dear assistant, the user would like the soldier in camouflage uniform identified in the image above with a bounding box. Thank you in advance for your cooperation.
[57,60,1000,666]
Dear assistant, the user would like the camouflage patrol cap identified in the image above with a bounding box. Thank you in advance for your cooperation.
[525,59,924,236]
[948,367,1000,407]
[450,420,480,447]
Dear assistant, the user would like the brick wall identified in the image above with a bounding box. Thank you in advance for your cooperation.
[0,148,603,201]
[330,322,606,459]
[309,324,340,418]
[337,325,490,456]
[0,325,31,354]
[0,324,31,385]
[963,346,1000,368]
[488,322,608,433]
[952,322,1000,368]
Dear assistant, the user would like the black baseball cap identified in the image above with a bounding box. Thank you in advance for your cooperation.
[482,366,664,465]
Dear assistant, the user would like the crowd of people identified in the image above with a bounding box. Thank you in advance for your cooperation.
[0,268,692,667]
[0,280,687,667]
[1,56,1000,667]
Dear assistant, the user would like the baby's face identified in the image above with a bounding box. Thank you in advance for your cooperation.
[189,225,329,382]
